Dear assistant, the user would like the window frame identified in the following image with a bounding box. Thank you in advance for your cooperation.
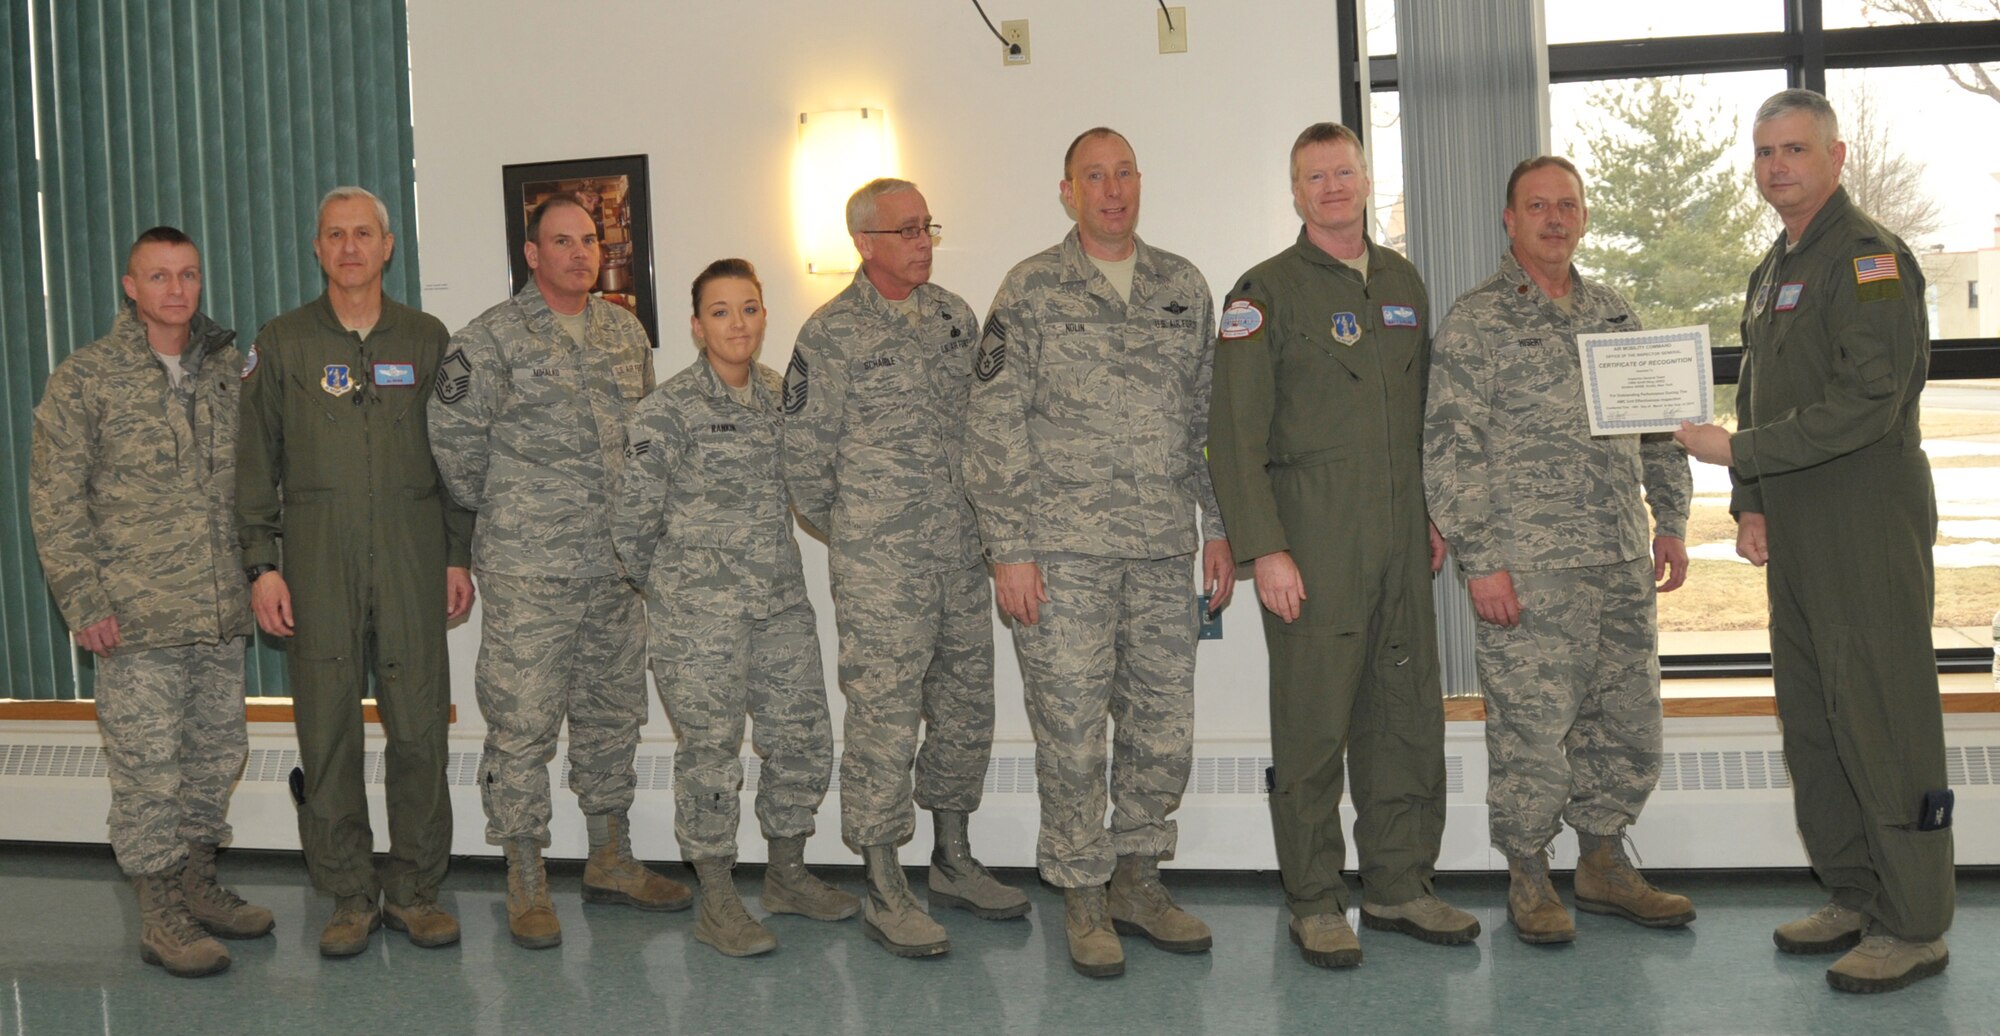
[1339,0,2000,677]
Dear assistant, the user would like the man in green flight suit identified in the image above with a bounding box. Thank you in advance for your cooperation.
[1207,122,1475,970]
[237,187,476,957]
[1678,89,1952,994]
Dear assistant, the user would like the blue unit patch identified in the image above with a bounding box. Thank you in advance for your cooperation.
[1381,304,1418,328]
[1330,311,1361,346]
[372,362,416,386]
[321,364,353,397]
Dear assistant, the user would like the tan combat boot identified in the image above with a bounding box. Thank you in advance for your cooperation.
[383,890,461,948]
[582,813,692,911]
[1826,931,1949,993]
[1774,901,1867,955]
[1361,893,1481,945]
[181,841,274,939]
[762,836,859,921]
[693,858,778,957]
[860,844,950,958]
[1288,912,1363,969]
[927,810,1030,920]
[504,839,562,949]
[1506,851,1576,944]
[134,867,230,977]
[318,894,381,957]
[1063,884,1125,978]
[1573,831,1695,928]
[1108,854,1212,953]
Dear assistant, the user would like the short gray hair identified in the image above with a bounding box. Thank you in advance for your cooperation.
[1754,89,1840,147]
[845,177,918,235]
[317,185,391,235]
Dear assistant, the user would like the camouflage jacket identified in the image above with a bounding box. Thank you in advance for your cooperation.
[964,229,1226,564]
[1731,187,1929,515]
[1423,252,1690,577]
[615,359,805,619]
[428,282,654,577]
[30,307,253,648]
[782,271,982,576]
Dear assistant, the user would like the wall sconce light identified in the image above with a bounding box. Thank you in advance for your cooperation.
[793,108,895,275]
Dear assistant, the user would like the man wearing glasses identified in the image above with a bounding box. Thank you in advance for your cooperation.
[784,178,1027,960]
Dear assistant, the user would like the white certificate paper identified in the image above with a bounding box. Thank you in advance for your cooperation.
[1575,324,1714,436]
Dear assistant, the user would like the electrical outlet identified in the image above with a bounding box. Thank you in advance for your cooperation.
[1001,19,1030,66]
[1157,7,1187,54]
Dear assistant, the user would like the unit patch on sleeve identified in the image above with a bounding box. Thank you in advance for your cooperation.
[240,343,260,380]
[1853,253,1903,302]
[1218,299,1264,340]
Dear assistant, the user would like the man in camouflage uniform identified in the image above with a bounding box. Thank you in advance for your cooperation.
[615,262,858,956]
[237,186,474,957]
[1207,123,1476,969]
[964,128,1234,978]
[784,178,1026,960]
[428,194,688,950]
[1678,89,1951,994]
[1423,157,1695,945]
[31,226,271,978]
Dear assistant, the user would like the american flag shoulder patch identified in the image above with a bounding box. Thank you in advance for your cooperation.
[1853,254,1899,284]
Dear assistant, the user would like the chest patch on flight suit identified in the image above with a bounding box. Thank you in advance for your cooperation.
[1381,304,1418,328]
[241,344,260,380]
[1218,299,1263,340]
[1330,312,1361,346]
[372,362,416,386]
[1774,283,1804,312]
[321,364,353,397]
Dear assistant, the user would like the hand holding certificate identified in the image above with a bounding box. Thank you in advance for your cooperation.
[1575,325,1714,436]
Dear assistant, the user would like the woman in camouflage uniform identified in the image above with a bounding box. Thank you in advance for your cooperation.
[614,259,855,956]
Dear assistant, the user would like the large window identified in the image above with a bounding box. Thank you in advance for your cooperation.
[1348,0,2000,675]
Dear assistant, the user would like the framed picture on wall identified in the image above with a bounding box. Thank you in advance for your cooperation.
[501,153,659,347]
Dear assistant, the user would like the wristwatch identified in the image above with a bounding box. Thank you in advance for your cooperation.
[245,564,278,584]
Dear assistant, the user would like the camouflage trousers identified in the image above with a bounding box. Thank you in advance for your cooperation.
[94,638,247,877]
[1013,554,1196,888]
[474,570,648,845]
[652,599,832,860]
[831,560,996,850]
[1476,556,1662,859]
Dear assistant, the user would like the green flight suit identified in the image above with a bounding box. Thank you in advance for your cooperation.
[237,294,473,905]
[1207,231,1446,918]
[1731,186,1952,941]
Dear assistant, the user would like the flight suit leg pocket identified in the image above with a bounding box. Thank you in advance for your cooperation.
[1824,622,1948,822]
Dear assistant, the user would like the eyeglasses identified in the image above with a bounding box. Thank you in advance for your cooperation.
[859,222,942,241]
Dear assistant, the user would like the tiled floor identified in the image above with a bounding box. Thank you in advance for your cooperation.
[1,843,1991,1035]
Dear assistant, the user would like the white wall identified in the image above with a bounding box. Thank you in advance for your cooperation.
[408,0,1345,749]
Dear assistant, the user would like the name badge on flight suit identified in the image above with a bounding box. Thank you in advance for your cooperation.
[372,362,416,386]
[1381,304,1418,328]
[1774,283,1804,312]
[1330,311,1361,346]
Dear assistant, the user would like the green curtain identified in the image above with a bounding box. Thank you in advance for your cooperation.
[4,0,420,699]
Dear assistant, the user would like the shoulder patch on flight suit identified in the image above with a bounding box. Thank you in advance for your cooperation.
[1853,253,1903,303]
[435,348,472,405]
[240,343,259,380]
[1218,299,1264,340]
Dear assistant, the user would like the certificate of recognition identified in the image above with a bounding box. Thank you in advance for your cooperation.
[1574,324,1713,436]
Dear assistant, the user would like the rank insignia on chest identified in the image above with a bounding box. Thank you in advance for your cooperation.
[1774,283,1804,312]
[1380,304,1418,328]
[321,364,353,397]
[372,362,416,386]
[1330,311,1361,346]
